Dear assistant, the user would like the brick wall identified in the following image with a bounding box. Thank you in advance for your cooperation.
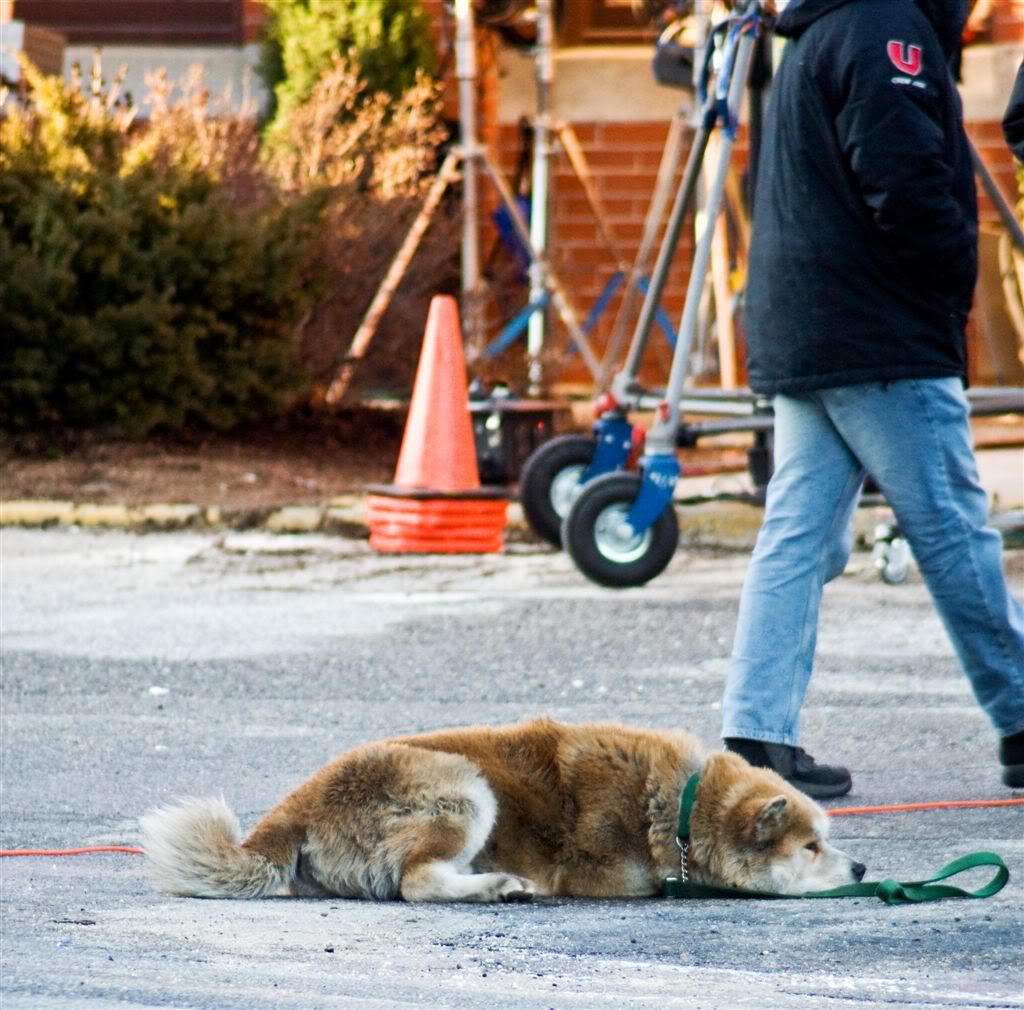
[484,41,1023,388]
[492,118,759,386]
[490,113,1023,387]
[976,2,1024,222]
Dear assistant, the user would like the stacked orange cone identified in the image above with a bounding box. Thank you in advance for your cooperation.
[366,296,508,553]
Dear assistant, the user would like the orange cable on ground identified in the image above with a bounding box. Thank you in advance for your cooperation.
[828,798,1024,817]
[0,846,144,856]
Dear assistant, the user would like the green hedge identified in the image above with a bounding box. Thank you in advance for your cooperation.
[0,66,324,435]
[259,0,435,136]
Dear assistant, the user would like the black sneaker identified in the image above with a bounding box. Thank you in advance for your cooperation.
[1000,730,1024,788]
[724,738,853,800]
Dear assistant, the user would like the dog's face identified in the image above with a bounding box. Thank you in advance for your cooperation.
[746,792,863,895]
[694,753,866,895]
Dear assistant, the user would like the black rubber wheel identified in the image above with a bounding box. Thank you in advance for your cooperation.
[519,435,597,547]
[562,472,679,588]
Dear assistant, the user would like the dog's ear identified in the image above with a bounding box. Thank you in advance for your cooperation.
[754,795,788,841]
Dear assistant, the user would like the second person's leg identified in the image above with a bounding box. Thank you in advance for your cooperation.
[721,392,864,796]
[822,379,1024,758]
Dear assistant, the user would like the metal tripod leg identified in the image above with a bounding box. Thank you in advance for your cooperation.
[325,140,603,403]
[595,105,690,392]
[325,149,461,404]
[608,117,714,407]
[972,142,1024,253]
[479,149,604,380]
[579,22,724,486]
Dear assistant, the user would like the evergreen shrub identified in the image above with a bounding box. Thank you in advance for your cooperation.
[259,0,435,136]
[0,54,449,435]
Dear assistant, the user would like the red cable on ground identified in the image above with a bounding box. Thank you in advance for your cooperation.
[0,846,144,856]
[1,801,1021,856]
[828,798,1024,817]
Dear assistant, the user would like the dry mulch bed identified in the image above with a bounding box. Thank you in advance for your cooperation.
[1,405,759,509]
[22,406,1017,509]
[0,408,406,508]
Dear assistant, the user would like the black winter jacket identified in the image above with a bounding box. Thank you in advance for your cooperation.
[743,0,977,395]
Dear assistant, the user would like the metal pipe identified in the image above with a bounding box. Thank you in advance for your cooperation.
[611,121,714,404]
[454,0,482,353]
[480,150,603,378]
[526,0,555,394]
[646,23,758,452]
[596,104,690,391]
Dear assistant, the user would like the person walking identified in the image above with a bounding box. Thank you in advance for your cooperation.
[719,0,1024,796]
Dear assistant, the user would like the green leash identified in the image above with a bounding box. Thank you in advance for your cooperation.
[663,773,1010,905]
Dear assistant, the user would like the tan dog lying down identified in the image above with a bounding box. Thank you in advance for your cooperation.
[141,718,865,901]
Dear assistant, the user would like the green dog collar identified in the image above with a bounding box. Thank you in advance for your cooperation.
[673,771,701,883]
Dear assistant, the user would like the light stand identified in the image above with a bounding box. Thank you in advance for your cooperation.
[454,0,484,357]
[525,0,554,395]
[324,0,601,404]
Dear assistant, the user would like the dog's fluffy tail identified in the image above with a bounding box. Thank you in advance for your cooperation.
[140,797,288,898]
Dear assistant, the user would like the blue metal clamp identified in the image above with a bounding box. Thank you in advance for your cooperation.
[624,452,680,535]
[584,413,635,481]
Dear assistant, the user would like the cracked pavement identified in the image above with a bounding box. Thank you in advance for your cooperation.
[2,528,1022,1009]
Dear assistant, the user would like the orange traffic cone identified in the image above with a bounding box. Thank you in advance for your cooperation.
[365,296,508,553]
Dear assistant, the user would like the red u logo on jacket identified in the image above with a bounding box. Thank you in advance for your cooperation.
[887,40,923,76]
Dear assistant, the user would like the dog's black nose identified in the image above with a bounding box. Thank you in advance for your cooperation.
[852,862,867,881]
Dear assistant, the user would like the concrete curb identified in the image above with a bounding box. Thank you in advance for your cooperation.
[3,497,1021,551]
[0,494,863,551]
[0,496,366,536]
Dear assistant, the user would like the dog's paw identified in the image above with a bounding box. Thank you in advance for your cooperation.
[497,874,536,903]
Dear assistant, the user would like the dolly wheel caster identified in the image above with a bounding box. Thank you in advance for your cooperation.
[562,472,679,588]
[872,524,911,585]
[519,435,597,548]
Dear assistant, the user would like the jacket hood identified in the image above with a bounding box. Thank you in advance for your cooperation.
[776,0,969,67]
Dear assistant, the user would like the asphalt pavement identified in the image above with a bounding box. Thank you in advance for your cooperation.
[1,527,1022,1010]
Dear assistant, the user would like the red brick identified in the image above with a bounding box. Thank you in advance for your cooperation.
[595,197,642,220]
[242,0,266,43]
[567,148,637,170]
[597,122,672,147]
[604,221,646,245]
[598,174,667,195]
[566,124,598,144]
[557,221,602,243]
[633,146,680,169]
[555,246,617,267]
[967,121,1012,142]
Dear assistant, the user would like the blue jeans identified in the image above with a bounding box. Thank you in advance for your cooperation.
[721,378,1024,745]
